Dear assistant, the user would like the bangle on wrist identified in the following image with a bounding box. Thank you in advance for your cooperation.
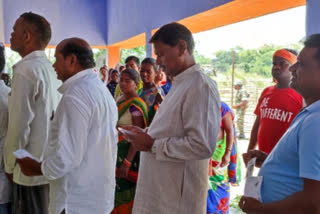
[123,158,132,167]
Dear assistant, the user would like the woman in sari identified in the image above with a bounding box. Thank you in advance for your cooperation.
[112,69,148,214]
[207,102,241,214]
[138,57,165,124]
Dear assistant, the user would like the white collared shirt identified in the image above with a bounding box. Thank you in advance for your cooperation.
[41,69,118,214]
[4,50,61,186]
[0,80,11,204]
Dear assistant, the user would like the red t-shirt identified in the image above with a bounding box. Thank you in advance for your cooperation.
[254,86,303,154]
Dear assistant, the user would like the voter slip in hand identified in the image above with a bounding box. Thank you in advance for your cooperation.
[118,127,137,141]
[244,157,263,202]
[13,149,40,162]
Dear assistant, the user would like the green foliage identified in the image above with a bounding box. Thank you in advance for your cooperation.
[194,50,211,65]
[230,195,244,213]
[120,45,146,64]
[213,42,302,77]
[4,48,20,76]
[93,49,107,68]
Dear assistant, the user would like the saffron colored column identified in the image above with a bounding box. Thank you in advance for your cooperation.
[108,46,120,69]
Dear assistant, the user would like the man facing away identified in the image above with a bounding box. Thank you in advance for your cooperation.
[121,22,221,214]
[17,37,118,214]
[240,34,320,214]
[4,12,61,214]
[247,49,303,154]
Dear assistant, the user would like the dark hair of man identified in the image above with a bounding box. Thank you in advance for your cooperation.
[149,22,195,54]
[110,69,119,75]
[20,12,51,48]
[304,34,320,63]
[0,45,5,73]
[284,48,298,56]
[60,41,96,69]
[125,56,140,66]
[121,68,140,85]
[119,65,125,71]
[141,57,158,72]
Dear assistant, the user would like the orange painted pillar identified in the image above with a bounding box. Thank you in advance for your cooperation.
[108,46,120,69]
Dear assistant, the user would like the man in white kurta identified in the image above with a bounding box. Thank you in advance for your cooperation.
[122,23,221,213]
[17,38,118,214]
[4,12,61,214]
[0,43,12,213]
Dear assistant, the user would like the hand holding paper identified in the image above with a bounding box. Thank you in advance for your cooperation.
[118,126,154,152]
[14,149,40,162]
[14,149,42,176]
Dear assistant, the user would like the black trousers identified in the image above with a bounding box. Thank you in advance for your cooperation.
[12,183,49,214]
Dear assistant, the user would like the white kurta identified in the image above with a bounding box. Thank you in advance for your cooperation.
[4,51,61,186]
[133,64,221,214]
[0,80,11,204]
[41,69,118,214]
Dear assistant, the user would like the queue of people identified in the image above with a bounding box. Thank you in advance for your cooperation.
[0,10,320,214]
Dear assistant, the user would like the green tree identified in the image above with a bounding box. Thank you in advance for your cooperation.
[120,45,146,64]
[194,50,211,65]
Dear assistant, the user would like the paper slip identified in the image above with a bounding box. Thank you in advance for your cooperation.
[118,127,136,136]
[244,176,263,202]
[246,157,256,178]
[13,149,40,162]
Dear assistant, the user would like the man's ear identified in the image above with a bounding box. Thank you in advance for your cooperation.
[69,54,77,66]
[177,40,187,56]
[24,30,32,43]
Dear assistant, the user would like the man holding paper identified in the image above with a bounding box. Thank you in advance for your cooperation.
[16,38,118,214]
[4,12,61,214]
[240,34,320,213]
[120,23,221,213]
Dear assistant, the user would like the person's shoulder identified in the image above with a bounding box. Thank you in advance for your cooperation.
[15,57,53,80]
[299,105,320,126]
[260,85,276,97]
[286,88,303,99]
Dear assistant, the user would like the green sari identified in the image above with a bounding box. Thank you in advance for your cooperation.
[113,97,148,214]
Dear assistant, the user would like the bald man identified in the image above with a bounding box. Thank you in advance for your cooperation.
[16,38,118,214]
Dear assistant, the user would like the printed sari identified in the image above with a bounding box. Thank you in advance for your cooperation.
[207,102,241,214]
[138,86,164,125]
[112,97,148,214]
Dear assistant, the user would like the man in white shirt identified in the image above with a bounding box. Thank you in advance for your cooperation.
[17,37,118,214]
[0,43,12,214]
[122,23,221,213]
[3,12,61,214]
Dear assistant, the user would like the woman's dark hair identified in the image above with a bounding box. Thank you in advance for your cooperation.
[141,57,158,72]
[121,68,140,85]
